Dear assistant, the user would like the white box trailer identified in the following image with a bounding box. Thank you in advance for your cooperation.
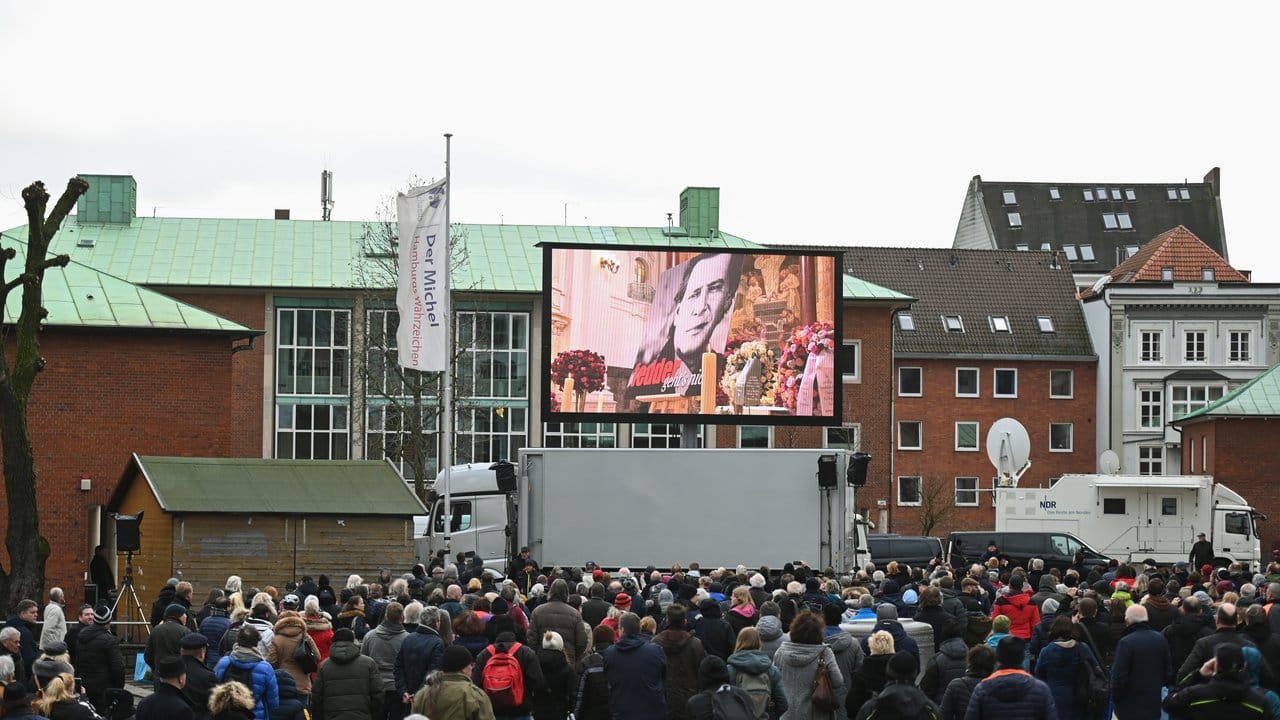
[995,474,1262,570]
[417,448,870,574]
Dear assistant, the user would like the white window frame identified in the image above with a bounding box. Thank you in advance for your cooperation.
[1183,329,1208,363]
[897,476,922,506]
[954,421,980,452]
[840,340,862,382]
[1008,212,1023,228]
[1228,330,1252,364]
[898,313,916,331]
[1201,267,1216,281]
[1049,187,1061,201]
[1049,422,1074,452]
[737,425,773,448]
[1083,188,1095,202]
[1171,384,1226,420]
[1080,245,1096,262]
[898,421,922,451]
[824,424,861,452]
[1037,316,1055,333]
[989,315,1011,333]
[1050,369,1073,399]
[1063,245,1078,262]
[543,422,618,448]
[994,368,1018,398]
[1139,387,1164,429]
[943,315,965,333]
[898,366,923,397]
[1002,190,1017,205]
[955,477,980,507]
[632,423,696,449]
[1138,445,1164,476]
[955,367,980,398]
[1139,330,1163,363]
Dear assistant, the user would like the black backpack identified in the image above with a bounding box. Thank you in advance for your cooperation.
[221,660,257,688]
[710,684,755,720]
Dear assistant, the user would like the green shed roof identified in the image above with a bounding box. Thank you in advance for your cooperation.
[842,273,915,302]
[119,455,426,514]
[1173,362,1280,423]
[0,233,257,334]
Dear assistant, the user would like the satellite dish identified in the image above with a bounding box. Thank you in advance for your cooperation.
[1099,449,1121,475]
[986,418,1032,487]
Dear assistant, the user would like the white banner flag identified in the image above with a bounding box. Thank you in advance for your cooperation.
[396,179,449,371]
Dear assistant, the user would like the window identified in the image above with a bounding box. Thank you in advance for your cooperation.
[1050,370,1073,398]
[1037,316,1055,333]
[1096,187,1108,200]
[1167,188,1178,201]
[1102,213,1118,230]
[1171,384,1226,419]
[1002,190,1017,205]
[633,258,649,284]
[989,316,1011,333]
[1125,188,1137,201]
[898,314,916,331]
[956,368,979,397]
[1229,330,1252,362]
[738,426,772,448]
[276,404,350,460]
[1063,245,1078,262]
[955,477,979,507]
[839,341,861,381]
[1140,330,1163,362]
[994,368,1018,398]
[1049,187,1061,201]
[1083,188,1095,201]
[1103,498,1127,514]
[1007,212,1022,228]
[1161,267,1174,281]
[898,421,922,450]
[1118,213,1133,230]
[1224,512,1250,538]
[1180,188,1191,201]
[1139,387,1163,428]
[943,315,965,332]
[1161,497,1178,515]
[455,406,527,466]
[898,367,922,396]
[1201,267,1216,281]
[1015,243,1029,251]
[1125,244,1140,258]
[897,476,922,506]
[433,501,473,533]
[1201,436,1207,472]
[825,424,861,452]
[1110,188,1122,201]
[1139,446,1164,476]
[1079,245,1095,262]
[456,311,530,400]
[1050,423,1073,451]
[1184,331,1206,362]
[366,404,438,480]
[277,308,351,396]
[1040,243,1051,251]
[544,422,617,448]
[955,422,979,451]
[632,423,687,448]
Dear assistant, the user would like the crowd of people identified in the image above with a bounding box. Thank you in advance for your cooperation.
[3,547,1280,719]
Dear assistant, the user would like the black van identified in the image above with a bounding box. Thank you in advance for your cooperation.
[946,531,1111,573]
[866,535,944,571]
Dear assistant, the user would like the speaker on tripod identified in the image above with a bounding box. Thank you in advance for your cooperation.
[110,512,150,643]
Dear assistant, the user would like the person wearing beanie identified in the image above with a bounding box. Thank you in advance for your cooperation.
[485,596,523,645]
[75,602,124,714]
[964,636,1055,719]
[685,655,754,719]
[135,656,195,720]
[652,604,708,719]
[694,599,734,661]
[574,625,616,720]
[919,622,968,706]
[311,627,382,720]
[145,603,191,688]
[411,644,491,719]
[531,631,577,720]
[1026,597,1061,670]
[852,650,937,719]
[1165,643,1270,718]
[991,575,1039,641]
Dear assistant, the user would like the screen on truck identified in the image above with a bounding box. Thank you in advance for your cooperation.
[541,245,842,425]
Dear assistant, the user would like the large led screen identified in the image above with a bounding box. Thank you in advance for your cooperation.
[543,245,841,425]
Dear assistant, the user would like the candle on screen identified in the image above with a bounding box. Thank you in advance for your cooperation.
[561,374,575,412]
[700,348,717,413]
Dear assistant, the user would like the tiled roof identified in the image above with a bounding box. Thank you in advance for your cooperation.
[841,247,1094,358]
[1173,361,1280,422]
[0,232,256,334]
[953,172,1226,275]
[1079,225,1248,298]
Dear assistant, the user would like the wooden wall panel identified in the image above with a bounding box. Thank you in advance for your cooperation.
[172,515,296,591]
[294,516,415,583]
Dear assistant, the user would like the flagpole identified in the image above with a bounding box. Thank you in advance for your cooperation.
[441,132,454,555]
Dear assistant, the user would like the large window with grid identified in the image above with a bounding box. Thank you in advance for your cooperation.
[1171,384,1225,420]
[1139,387,1163,429]
[1184,330,1207,362]
[824,425,861,452]
[366,404,439,479]
[544,422,617,448]
[455,406,527,464]
[1138,445,1164,476]
[366,309,409,397]
[277,308,351,396]
[632,423,697,448]
[276,404,349,460]
[456,312,530,400]
[1229,330,1252,363]
[1140,330,1163,362]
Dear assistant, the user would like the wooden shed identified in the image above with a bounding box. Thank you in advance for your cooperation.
[107,455,426,602]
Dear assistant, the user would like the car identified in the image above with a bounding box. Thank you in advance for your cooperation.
[946,531,1112,573]
[866,535,944,571]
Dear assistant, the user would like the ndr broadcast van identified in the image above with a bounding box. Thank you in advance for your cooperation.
[995,474,1263,570]
[416,448,872,573]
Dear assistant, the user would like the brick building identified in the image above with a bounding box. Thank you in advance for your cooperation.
[842,247,1098,535]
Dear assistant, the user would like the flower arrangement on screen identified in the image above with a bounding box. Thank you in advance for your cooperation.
[719,340,778,407]
[778,321,836,412]
[551,349,607,393]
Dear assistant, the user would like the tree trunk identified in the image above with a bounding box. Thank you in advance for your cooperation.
[0,379,48,608]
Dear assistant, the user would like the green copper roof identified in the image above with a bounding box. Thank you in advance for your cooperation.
[842,273,915,302]
[121,455,427,514]
[1,232,256,334]
[1173,362,1280,422]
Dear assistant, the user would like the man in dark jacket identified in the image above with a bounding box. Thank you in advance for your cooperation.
[914,587,956,651]
[1177,603,1260,684]
[1164,596,1213,674]
[693,600,734,661]
[603,613,666,720]
[198,595,232,669]
[963,636,1058,719]
[1111,605,1172,720]
[393,606,444,709]
[853,651,939,719]
[528,579,590,667]
[580,584,611,629]
[136,656,195,720]
[471,631,544,720]
[858,605,919,661]
[1190,532,1215,571]
[919,625,967,705]
[1164,644,1270,719]
[653,604,705,720]
[180,632,217,711]
[77,603,124,714]
[149,579,179,628]
[1026,598,1061,670]
[146,603,192,686]
[313,628,382,720]
[361,602,407,720]
[4,599,39,684]
[65,604,94,668]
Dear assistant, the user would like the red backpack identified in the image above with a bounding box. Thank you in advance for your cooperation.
[481,643,525,710]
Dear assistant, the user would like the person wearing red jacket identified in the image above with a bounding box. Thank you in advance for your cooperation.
[991,575,1041,640]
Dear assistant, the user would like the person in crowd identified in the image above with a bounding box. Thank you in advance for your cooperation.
[180,632,218,711]
[756,603,785,662]
[64,605,93,668]
[267,606,321,707]
[774,611,843,719]
[852,651,938,720]
[913,587,953,651]
[271,670,308,720]
[150,579,180,629]
[603,613,665,720]
[654,604,706,720]
[361,601,408,720]
[453,612,491,658]
[304,595,335,663]
[1241,604,1280,680]
[486,597,524,646]
[1140,577,1177,632]
[394,606,446,712]
[574,625,615,720]
[214,625,280,720]
[727,587,758,639]
[147,603,192,687]
[135,657,195,720]
[848,629,893,713]
[962,636,1057,719]
[1032,615,1099,719]
[695,599,734,661]
[686,655,754,720]
[1190,532,1214,571]
[312,627,382,720]
[40,588,66,648]
[580,585,611,630]
[1177,602,1258,684]
[76,603,123,715]
[858,605,919,662]
[1110,604,1171,720]
[210,681,259,720]
[411,646,494,720]
[990,575,1039,640]
[200,595,233,669]
[819,604,860,713]
[530,631,576,720]
[919,623,967,705]
[471,631,543,720]
[90,547,115,600]
[5,599,39,684]
[528,580,589,668]
[1164,644,1270,719]
[335,596,370,641]
[938,645,994,720]
[725,627,787,720]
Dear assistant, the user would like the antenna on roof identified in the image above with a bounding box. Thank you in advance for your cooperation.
[949,254,957,267]
[667,212,674,231]
[321,170,334,222]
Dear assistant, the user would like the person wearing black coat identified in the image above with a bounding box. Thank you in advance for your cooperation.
[531,632,577,720]
[180,634,218,712]
[471,632,545,719]
[136,658,196,720]
[75,605,125,715]
[393,607,445,706]
[693,600,734,661]
[270,670,307,720]
[1111,606,1172,720]
[311,630,382,720]
[938,645,994,720]
[603,615,668,720]
[150,582,178,628]
[485,597,525,645]
[1164,598,1214,674]
[1164,644,1270,719]
[919,630,968,705]
[574,626,614,720]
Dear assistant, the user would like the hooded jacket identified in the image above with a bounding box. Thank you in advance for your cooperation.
[653,629,707,720]
[200,608,232,668]
[1163,611,1213,674]
[267,615,321,695]
[726,649,788,718]
[847,653,889,714]
[990,593,1039,640]
[1141,594,1177,632]
[757,616,785,661]
[963,668,1058,720]
[531,647,577,720]
[694,602,735,661]
[1033,638,1093,719]
[822,628,862,712]
[602,634,666,720]
[529,599,590,667]
[359,620,407,693]
[270,669,308,720]
[305,614,335,662]
[75,622,124,712]
[919,637,967,704]
[214,647,280,720]
[773,641,843,720]
[1163,671,1271,719]
[311,639,382,720]
[727,604,758,638]
[938,673,983,720]
[851,681,939,720]
[1028,577,1062,609]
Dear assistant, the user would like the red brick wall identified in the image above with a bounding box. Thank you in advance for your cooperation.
[1189,418,1279,554]
[0,329,237,607]
[890,358,1097,536]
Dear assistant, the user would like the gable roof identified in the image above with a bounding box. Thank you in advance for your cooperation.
[1079,225,1248,298]
[112,455,426,514]
[953,172,1226,275]
[0,232,257,335]
[841,273,915,302]
[1172,362,1280,423]
[841,247,1094,358]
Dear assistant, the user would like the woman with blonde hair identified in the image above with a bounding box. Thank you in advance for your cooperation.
[847,629,894,712]
[209,681,256,720]
[728,585,758,638]
[37,669,98,720]
[726,626,788,718]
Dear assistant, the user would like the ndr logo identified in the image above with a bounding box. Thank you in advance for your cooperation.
[1039,500,1058,510]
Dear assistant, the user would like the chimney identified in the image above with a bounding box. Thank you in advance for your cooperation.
[678,187,720,238]
[1204,167,1221,197]
[275,209,291,220]
[75,174,137,224]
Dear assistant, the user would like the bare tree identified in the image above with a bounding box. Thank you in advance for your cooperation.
[916,475,955,537]
[0,178,87,609]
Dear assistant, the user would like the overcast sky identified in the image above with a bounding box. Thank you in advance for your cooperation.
[2,3,1276,280]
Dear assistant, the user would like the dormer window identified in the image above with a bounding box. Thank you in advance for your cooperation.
[1048,187,1061,201]
[1002,190,1017,205]
[1063,245,1078,262]
[1180,188,1191,201]
[898,313,916,331]
[943,315,965,333]
[1080,245,1096,262]
[1083,188,1095,201]
[1008,212,1022,228]
[1202,267,1216,281]
[1037,316,1055,333]
[989,316,1011,333]
[1125,188,1137,201]
[1161,267,1174,281]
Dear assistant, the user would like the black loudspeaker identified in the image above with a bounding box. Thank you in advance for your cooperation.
[84,583,98,607]
[817,455,838,488]
[491,461,517,493]
[847,453,872,487]
[115,512,143,553]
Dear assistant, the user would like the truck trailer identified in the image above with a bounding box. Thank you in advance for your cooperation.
[995,474,1262,570]
[416,448,871,573]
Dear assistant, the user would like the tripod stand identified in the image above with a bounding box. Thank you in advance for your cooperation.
[108,550,150,644]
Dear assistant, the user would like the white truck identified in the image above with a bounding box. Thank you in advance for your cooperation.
[416,448,871,574]
[995,474,1263,571]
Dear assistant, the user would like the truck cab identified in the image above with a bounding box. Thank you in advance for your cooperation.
[415,463,511,571]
